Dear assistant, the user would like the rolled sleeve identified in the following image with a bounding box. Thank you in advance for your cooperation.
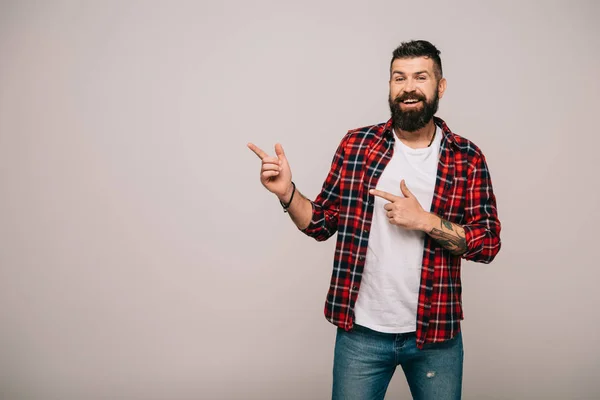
[462,153,502,263]
[301,200,338,241]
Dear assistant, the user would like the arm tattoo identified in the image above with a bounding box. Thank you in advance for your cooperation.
[429,218,467,255]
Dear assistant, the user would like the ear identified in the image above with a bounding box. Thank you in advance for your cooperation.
[437,77,447,100]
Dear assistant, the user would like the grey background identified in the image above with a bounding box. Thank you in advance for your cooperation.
[0,0,598,399]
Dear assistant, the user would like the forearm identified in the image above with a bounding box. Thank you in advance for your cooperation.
[278,184,313,230]
[421,213,467,256]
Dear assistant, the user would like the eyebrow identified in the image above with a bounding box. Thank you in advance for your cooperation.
[391,70,431,76]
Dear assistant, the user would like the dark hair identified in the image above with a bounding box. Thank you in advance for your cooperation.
[390,40,443,80]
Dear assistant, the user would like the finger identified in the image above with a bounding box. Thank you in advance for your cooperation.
[274,143,286,160]
[387,211,394,218]
[400,179,413,198]
[262,156,282,167]
[383,203,393,211]
[369,189,397,202]
[262,163,282,172]
[262,170,280,179]
[247,143,269,160]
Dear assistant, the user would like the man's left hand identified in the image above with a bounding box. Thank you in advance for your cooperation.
[369,180,431,231]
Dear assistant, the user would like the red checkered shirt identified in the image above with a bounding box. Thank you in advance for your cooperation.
[301,116,501,349]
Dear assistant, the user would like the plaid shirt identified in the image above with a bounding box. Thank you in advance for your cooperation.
[301,116,501,349]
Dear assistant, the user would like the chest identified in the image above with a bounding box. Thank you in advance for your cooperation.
[341,136,469,223]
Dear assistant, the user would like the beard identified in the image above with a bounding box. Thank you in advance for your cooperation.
[388,90,439,132]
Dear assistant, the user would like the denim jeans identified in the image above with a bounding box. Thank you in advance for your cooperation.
[332,324,463,400]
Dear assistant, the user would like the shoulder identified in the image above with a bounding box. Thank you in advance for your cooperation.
[347,121,388,139]
[448,132,486,159]
[436,117,492,173]
[437,117,486,160]
[445,131,494,177]
[340,121,389,148]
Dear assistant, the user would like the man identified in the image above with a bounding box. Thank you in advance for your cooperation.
[248,40,501,400]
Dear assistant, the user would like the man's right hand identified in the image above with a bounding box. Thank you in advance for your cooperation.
[247,142,293,201]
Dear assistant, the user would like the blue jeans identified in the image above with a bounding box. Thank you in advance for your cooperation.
[332,325,463,400]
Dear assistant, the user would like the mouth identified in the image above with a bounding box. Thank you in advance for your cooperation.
[399,98,423,107]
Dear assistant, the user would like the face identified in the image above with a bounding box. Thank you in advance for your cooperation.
[388,57,446,132]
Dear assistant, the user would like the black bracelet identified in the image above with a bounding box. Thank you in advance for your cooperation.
[280,182,296,213]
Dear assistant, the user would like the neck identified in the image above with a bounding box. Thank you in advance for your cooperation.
[394,120,436,148]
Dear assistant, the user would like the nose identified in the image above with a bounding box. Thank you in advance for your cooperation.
[404,77,417,92]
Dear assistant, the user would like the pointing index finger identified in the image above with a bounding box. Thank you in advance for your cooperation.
[369,188,397,202]
[247,143,268,160]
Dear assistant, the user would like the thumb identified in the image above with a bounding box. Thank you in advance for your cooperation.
[274,143,287,160]
[400,179,413,198]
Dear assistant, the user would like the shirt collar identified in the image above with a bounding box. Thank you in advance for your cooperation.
[382,116,458,148]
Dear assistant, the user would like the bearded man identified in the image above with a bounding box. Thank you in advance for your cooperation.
[248,40,501,400]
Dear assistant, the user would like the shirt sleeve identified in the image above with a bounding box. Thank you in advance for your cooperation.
[300,134,348,242]
[462,152,502,263]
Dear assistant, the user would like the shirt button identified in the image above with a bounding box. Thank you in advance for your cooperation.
[358,255,365,261]
[352,286,358,291]
[374,172,380,177]
[363,229,369,234]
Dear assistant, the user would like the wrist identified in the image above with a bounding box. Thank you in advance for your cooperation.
[278,182,295,203]
[419,212,439,232]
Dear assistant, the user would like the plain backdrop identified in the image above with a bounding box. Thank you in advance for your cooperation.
[0,0,599,399]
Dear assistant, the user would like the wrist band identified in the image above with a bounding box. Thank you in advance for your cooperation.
[280,182,296,213]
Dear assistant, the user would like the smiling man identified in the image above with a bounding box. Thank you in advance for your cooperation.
[248,40,501,400]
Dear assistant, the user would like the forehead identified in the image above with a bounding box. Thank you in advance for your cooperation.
[391,57,435,74]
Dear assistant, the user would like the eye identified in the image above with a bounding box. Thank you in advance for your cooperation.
[417,75,427,81]
[395,77,405,82]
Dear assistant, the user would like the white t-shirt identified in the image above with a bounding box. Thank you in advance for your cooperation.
[354,125,442,333]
